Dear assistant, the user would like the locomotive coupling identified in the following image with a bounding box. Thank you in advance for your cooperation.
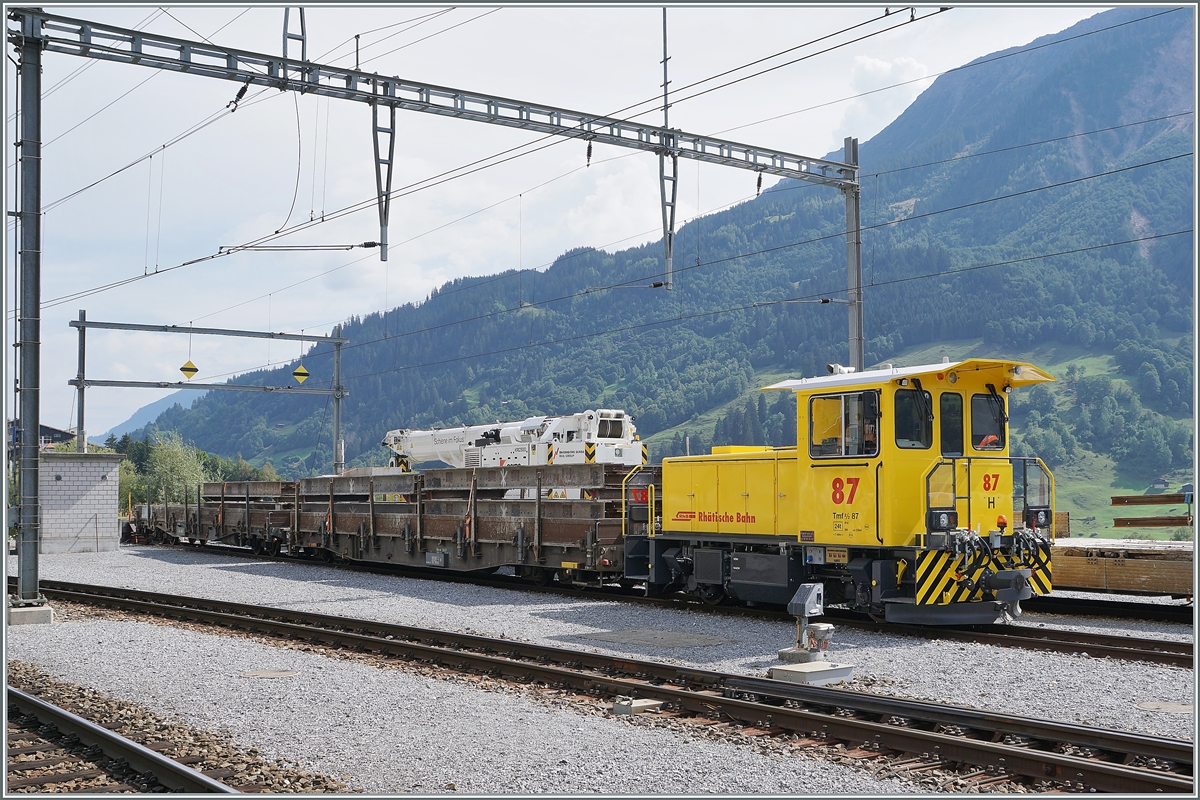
[979,568,1033,604]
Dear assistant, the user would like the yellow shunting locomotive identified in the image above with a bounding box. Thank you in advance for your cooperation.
[647,358,1056,624]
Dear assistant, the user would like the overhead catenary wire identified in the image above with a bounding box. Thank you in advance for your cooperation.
[335,230,1194,383]
[713,7,1186,138]
[312,8,457,65]
[183,149,1196,360]
[276,92,304,234]
[189,226,1193,389]
[5,7,165,122]
[23,111,1191,323]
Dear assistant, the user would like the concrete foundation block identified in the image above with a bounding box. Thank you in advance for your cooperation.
[612,698,663,715]
[7,604,55,626]
[778,647,826,663]
[768,661,854,686]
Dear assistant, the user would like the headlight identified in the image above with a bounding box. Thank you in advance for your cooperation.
[927,509,958,531]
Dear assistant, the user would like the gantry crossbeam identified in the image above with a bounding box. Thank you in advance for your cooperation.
[7,8,858,191]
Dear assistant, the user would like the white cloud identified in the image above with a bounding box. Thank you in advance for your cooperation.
[833,55,934,149]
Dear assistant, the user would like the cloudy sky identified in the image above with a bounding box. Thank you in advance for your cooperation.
[4,3,1113,437]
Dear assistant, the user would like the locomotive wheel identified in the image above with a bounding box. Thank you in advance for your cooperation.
[697,584,726,606]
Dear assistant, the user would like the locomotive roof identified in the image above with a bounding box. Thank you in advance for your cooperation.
[761,358,1054,393]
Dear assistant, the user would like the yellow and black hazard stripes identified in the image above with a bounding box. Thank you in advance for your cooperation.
[641,443,648,464]
[547,446,556,465]
[917,544,1053,604]
[917,550,984,605]
[584,443,596,463]
[990,546,1053,595]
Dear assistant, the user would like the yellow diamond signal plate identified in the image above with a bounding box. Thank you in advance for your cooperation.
[180,360,198,379]
[292,364,309,384]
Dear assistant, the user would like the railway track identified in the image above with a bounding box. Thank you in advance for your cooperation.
[1022,594,1194,625]
[125,542,1196,667]
[6,687,237,793]
[18,580,1196,793]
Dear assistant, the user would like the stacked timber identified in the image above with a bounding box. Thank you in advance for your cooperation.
[1051,537,1193,596]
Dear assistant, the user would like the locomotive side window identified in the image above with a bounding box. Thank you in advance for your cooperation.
[809,393,878,458]
[940,393,964,456]
[971,393,1006,450]
[894,389,933,449]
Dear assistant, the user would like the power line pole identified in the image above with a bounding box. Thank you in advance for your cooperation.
[15,10,44,607]
[75,310,86,451]
[658,8,677,290]
[332,324,344,474]
[843,137,864,372]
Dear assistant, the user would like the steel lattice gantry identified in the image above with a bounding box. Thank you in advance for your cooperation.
[5,9,862,326]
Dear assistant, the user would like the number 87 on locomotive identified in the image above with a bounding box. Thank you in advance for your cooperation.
[653,358,1056,624]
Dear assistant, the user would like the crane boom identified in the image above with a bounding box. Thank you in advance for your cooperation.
[381,409,645,471]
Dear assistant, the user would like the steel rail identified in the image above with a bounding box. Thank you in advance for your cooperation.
[25,581,1195,793]
[103,543,1196,665]
[1022,595,1194,625]
[6,686,239,793]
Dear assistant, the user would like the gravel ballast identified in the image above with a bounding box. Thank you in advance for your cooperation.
[7,618,921,794]
[8,547,1195,742]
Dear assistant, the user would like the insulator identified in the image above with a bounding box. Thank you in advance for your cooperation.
[586,141,592,167]
[756,172,763,197]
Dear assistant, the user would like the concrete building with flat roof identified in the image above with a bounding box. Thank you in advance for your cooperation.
[38,452,123,553]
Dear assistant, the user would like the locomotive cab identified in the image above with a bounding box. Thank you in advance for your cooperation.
[656,358,1056,624]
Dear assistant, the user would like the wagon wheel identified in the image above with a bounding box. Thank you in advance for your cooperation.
[267,540,282,557]
[527,567,552,587]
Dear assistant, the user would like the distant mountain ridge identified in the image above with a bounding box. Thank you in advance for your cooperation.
[129,7,1194,484]
[93,389,206,443]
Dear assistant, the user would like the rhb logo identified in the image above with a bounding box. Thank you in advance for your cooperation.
[672,511,696,521]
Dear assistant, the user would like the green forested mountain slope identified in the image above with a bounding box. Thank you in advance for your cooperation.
[135,7,1194,487]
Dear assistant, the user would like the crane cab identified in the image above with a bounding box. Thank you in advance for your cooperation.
[657,358,1057,624]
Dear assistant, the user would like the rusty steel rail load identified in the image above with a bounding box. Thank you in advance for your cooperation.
[133,466,658,584]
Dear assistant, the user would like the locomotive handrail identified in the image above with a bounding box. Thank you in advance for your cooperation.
[620,464,642,540]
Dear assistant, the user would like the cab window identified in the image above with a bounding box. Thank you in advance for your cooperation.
[940,393,964,456]
[809,392,878,458]
[972,394,1006,450]
[894,389,932,449]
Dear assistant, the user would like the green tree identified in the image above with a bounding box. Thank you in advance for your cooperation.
[118,458,145,510]
[144,431,210,502]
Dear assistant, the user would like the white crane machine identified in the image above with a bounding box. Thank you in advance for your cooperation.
[381,409,647,471]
